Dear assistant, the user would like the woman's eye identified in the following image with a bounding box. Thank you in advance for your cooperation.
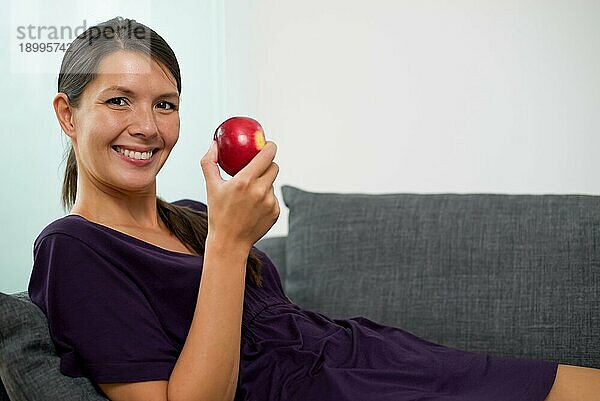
[157,101,178,111]
[107,97,127,106]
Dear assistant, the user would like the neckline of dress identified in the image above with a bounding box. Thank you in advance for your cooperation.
[66,214,202,258]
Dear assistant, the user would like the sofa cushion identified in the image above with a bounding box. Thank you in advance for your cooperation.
[0,291,107,400]
[281,185,600,368]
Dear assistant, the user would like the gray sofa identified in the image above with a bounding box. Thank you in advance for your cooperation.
[1,184,599,400]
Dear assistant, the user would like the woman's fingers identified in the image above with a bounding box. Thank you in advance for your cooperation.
[235,141,277,180]
[200,140,223,188]
[257,162,279,187]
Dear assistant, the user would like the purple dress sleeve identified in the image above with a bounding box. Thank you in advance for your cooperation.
[28,233,180,383]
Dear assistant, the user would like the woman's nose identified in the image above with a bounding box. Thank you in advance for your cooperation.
[128,105,159,138]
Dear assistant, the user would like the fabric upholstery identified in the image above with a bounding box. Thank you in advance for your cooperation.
[281,185,600,368]
[0,291,107,400]
[256,236,287,282]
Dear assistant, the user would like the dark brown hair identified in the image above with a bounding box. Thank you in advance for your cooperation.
[58,16,263,286]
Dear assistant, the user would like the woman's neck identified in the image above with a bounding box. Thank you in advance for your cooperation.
[70,182,164,231]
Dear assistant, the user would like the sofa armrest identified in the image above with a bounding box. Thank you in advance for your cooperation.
[0,291,108,400]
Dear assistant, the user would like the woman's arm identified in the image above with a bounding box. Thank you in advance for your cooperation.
[167,235,250,401]
[99,141,279,401]
[98,238,249,401]
[96,237,249,401]
[100,235,249,401]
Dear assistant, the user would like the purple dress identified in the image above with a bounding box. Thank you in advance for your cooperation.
[28,199,557,401]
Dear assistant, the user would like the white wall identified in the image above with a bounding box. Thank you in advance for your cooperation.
[222,0,600,237]
[2,0,599,292]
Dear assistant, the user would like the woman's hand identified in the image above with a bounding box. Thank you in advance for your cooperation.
[200,140,280,250]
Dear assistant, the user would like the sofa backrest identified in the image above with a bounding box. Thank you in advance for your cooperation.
[278,185,600,368]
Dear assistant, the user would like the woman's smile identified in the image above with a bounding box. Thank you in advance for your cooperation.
[111,145,160,166]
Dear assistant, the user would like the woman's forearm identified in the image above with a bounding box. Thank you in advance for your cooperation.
[167,235,249,401]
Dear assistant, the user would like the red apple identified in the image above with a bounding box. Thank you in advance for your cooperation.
[214,116,266,176]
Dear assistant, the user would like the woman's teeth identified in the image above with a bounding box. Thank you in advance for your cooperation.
[114,146,153,160]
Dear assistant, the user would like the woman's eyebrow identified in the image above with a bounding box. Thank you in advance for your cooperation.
[99,85,179,99]
[99,85,135,96]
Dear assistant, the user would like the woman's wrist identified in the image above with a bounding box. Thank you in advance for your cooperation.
[205,232,252,261]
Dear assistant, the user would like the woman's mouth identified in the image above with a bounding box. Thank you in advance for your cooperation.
[111,145,159,166]
[112,145,155,160]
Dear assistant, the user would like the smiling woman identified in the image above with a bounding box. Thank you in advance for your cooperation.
[26,15,600,401]
[55,50,179,188]
[28,16,273,401]
[48,16,263,287]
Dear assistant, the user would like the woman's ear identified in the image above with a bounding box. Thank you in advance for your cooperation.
[53,93,77,139]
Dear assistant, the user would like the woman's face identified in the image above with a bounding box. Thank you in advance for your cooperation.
[69,49,180,195]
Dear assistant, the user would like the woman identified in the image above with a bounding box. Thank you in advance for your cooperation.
[28,16,599,401]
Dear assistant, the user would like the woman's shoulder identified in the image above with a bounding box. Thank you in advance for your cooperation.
[33,215,103,252]
[36,215,87,239]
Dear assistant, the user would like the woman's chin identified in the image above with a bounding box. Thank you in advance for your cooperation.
[113,176,156,193]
